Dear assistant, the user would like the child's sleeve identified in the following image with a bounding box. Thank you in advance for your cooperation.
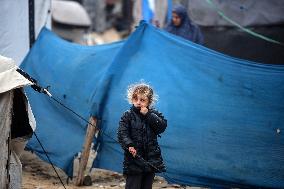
[117,111,134,149]
[145,110,167,135]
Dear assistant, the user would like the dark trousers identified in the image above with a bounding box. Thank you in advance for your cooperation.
[125,172,155,189]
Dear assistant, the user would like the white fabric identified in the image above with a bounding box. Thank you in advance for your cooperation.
[0,0,51,66]
[0,55,32,94]
[26,95,36,131]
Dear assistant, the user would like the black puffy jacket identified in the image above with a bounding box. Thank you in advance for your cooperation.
[117,106,167,175]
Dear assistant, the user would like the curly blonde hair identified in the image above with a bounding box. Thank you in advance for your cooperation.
[126,82,158,107]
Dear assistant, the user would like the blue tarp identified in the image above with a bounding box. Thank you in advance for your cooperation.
[21,21,284,188]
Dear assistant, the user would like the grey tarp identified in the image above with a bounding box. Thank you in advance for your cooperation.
[187,0,284,27]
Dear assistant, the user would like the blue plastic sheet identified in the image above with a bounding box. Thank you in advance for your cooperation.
[21,22,284,188]
[21,28,123,176]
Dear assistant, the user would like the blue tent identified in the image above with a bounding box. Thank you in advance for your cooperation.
[21,21,284,188]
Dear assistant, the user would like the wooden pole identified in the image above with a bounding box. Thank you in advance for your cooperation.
[75,116,97,186]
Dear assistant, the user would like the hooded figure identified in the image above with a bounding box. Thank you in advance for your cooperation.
[164,4,204,44]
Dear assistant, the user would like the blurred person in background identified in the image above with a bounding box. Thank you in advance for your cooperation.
[164,4,204,44]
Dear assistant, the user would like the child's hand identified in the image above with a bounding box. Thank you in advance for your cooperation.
[128,147,137,157]
[140,107,148,115]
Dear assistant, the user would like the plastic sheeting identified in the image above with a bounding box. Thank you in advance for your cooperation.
[21,22,284,188]
[21,29,124,176]
[0,0,51,65]
[188,0,284,27]
[0,56,33,93]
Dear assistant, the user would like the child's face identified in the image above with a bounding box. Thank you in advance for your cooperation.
[132,93,149,108]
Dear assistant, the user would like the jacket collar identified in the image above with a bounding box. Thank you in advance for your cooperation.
[131,105,141,114]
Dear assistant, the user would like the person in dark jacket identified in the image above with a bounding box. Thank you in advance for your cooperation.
[117,82,167,189]
[164,4,204,44]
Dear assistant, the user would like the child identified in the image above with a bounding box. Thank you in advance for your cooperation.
[117,82,167,189]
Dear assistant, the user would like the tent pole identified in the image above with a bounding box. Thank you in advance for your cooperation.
[28,0,35,48]
[75,116,97,186]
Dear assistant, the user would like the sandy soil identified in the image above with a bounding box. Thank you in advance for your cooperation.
[21,151,200,189]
